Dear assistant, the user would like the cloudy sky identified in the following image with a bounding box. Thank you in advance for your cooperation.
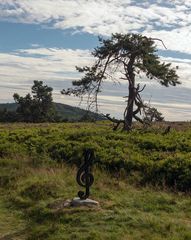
[0,0,191,120]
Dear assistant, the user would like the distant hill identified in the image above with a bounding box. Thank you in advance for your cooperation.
[0,102,105,121]
[53,103,104,121]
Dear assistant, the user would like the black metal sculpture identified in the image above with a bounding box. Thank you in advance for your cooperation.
[76,149,94,200]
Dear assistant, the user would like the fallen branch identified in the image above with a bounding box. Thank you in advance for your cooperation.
[102,114,124,131]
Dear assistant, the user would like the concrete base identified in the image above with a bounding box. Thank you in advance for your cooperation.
[48,198,99,210]
[71,197,99,207]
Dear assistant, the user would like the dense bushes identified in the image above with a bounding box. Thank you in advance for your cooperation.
[0,122,191,191]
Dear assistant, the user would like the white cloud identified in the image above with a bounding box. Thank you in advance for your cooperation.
[0,47,92,104]
[31,43,41,48]
[1,0,191,54]
[0,48,92,81]
[102,103,191,122]
[96,93,191,121]
[160,56,191,88]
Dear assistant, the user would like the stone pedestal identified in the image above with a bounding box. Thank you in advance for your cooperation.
[48,198,99,210]
[71,197,99,207]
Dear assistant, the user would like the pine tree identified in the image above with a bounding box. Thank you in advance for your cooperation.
[13,81,55,122]
[62,33,180,130]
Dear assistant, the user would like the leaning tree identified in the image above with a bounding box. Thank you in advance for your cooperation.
[62,33,180,130]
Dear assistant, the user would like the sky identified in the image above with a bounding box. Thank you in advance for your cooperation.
[0,0,191,121]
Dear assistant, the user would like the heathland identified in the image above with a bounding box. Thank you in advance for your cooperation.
[0,122,191,239]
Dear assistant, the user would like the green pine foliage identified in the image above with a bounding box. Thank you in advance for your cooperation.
[13,80,56,122]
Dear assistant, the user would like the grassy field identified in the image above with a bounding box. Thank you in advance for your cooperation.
[0,122,191,239]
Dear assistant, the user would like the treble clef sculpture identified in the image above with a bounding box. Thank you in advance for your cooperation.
[76,149,94,200]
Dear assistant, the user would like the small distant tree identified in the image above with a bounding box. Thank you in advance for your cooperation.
[143,106,164,124]
[62,33,180,131]
[13,93,33,122]
[13,81,55,122]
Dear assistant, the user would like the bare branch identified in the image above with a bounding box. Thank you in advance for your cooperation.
[133,114,144,124]
[138,84,146,93]
[103,113,124,124]
[150,38,167,49]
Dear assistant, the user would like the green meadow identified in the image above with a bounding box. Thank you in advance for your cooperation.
[0,122,191,239]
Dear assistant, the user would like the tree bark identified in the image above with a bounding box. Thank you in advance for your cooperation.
[124,83,135,130]
[123,55,136,131]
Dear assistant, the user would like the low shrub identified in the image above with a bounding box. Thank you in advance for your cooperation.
[0,122,191,191]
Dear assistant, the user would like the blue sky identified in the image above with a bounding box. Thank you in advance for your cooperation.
[0,22,99,51]
[0,0,191,120]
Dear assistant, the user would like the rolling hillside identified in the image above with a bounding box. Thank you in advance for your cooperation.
[0,102,104,121]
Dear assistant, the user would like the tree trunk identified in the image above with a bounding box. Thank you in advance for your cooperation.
[123,54,136,131]
[124,82,135,131]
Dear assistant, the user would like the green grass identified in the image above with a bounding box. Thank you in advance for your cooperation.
[0,122,191,239]
[0,197,26,239]
[0,161,191,240]
[0,156,191,240]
